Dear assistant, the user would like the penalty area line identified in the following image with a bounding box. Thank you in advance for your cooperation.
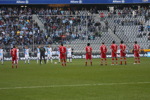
[0,82,150,90]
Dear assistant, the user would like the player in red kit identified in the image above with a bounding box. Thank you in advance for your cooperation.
[119,41,127,65]
[59,43,67,66]
[100,42,107,65]
[85,43,92,66]
[10,46,18,68]
[133,41,140,64]
[110,41,118,65]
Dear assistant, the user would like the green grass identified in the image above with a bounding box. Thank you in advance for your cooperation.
[0,58,150,100]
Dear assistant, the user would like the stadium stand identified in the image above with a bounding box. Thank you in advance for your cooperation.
[0,6,150,56]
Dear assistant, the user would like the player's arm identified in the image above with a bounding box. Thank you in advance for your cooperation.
[138,45,141,53]
[43,48,46,54]
[64,47,67,55]
[123,46,126,53]
[111,45,115,53]
[105,47,107,54]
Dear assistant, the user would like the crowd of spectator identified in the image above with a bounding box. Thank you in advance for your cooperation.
[0,6,150,48]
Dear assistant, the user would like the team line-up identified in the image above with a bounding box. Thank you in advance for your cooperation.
[0,40,140,68]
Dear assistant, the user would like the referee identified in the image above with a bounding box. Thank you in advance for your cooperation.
[39,45,46,64]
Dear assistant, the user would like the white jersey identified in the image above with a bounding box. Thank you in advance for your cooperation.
[37,48,40,55]
[24,49,29,56]
[17,49,19,58]
[0,49,3,57]
[57,50,60,57]
[67,48,72,56]
[44,47,47,55]
[37,48,40,59]
[47,47,52,55]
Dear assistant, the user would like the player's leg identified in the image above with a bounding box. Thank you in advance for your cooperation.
[134,56,137,64]
[115,54,118,65]
[2,57,4,65]
[104,58,107,65]
[0,57,3,65]
[137,57,140,64]
[43,55,46,64]
[64,57,67,66]
[100,58,103,65]
[37,56,39,64]
[85,59,88,66]
[68,55,72,63]
[28,56,30,64]
[12,57,14,68]
[67,55,69,63]
[50,55,53,63]
[111,57,114,65]
[120,57,123,65]
[24,56,27,64]
[68,54,72,63]
[58,55,60,63]
[90,59,92,66]
[85,54,88,66]
[137,54,140,64]
[134,53,137,64]
[60,58,63,66]
[15,59,18,68]
[17,57,19,64]
[40,54,42,64]
[70,56,72,63]
[47,55,49,63]
[124,57,127,65]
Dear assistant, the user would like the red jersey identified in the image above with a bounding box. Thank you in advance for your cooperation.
[110,44,118,53]
[85,46,92,55]
[100,45,107,53]
[11,48,17,57]
[120,44,126,52]
[133,44,140,53]
[59,46,66,54]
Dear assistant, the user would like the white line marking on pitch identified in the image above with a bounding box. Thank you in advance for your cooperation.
[0,82,150,90]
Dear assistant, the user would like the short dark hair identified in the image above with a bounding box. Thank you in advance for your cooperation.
[134,41,137,44]
[61,43,63,46]
[112,41,115,44]
[102,42,104,44]
[87,43,90,46]
[13,45,16,48]
[121,40,124,44]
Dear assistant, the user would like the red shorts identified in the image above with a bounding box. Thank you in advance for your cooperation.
[12,56,17,61]
[134,52,140,57]
[60,53,66,59]
[111,52,117,58]
[120,51,126,57]
[101,53,106,58]
[86,54,92,60]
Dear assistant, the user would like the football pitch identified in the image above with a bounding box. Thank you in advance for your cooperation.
[0,57,150,100]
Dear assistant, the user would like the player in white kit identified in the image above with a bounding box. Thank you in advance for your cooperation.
[24,46,30,64]
[67,46,72,63]
[37,46,40,64]
[47,45,53,63]
[57,46,60,63]
[0,47,4,65]
[16,46,19,64]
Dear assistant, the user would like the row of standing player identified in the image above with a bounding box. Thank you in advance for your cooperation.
[38,40,140,66]
[0,40,140,67]
[0,45,73,68]
[36,45,73,65]
[37,44,72,66]
[85,41,140,66]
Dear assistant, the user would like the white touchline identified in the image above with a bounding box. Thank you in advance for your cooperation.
[0,82,150,90]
